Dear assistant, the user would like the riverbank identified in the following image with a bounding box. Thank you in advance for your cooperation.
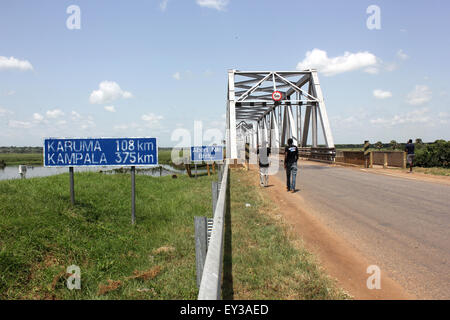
[0,153,42,166]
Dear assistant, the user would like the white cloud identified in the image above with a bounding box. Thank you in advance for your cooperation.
[71,111,82,120]
[80,115,96,130]
[0,107,13,116]
[373,89,392,99]
[141,113,163,126]
[113,122,141,131]
[33,113,44,122]
[370,108,431,126]
[437,112,450,124]
[406,85,432,105]
[114,124,129,130]
[196,0,229,11]
[89,81,133,104]
[173,72,181,80]
[46,109,64,119]
[8,120,33,128]
[160,0,169,11]
[296,49,378,76]
[104,105,116,113]
[0,56,33,71]
[397,49,409,60]
[364,67,379,74]
[384,62,397,72]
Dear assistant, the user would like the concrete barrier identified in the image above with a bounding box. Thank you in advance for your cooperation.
[337,151,366,166]
[336,150,406,168]
[371,151,406,168]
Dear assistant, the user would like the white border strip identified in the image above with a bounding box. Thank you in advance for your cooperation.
[42,137,158,168]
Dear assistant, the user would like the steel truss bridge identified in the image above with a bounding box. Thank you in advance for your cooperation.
[226,70,335,161]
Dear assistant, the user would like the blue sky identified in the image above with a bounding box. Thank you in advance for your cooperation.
[1,0,449,146]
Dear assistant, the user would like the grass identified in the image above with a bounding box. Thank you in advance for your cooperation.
[391,166,450,176]
[223,168,350,300]
[0,153,43,166]
[0,171,216,299]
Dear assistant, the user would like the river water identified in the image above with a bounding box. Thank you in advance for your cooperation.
[0,164,192,181]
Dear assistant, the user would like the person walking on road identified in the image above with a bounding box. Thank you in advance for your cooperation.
[405,139,415,173]
[257,142,271,187]
[284,138,298,193]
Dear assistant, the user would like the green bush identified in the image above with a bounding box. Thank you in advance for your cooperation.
[414,140,450,168]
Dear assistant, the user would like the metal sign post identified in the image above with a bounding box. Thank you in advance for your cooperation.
[69,167,75,206]
[131,166,136,225]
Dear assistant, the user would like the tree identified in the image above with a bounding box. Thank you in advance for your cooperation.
[415,138,423,145]
[375,141,383,150]
[390,140,398,150]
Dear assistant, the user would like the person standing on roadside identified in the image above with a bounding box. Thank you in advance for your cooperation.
[284,138,298,192]
[257,142,271,187]
[405,139,415,173]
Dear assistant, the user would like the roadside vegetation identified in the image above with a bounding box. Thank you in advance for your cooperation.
[224,169,350,300]
[390,166,450,176]
[0,153,43,166]
[0,171,215,299]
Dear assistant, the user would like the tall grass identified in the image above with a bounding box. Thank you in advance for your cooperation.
[0,172,214,299]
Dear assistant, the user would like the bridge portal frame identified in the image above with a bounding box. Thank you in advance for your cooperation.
[226,70,335,159]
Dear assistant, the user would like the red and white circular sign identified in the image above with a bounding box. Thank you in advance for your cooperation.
[272,91,282,101]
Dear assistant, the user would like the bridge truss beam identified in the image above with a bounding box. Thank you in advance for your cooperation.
[227,70,335,159]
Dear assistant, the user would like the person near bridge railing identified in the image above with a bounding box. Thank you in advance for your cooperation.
[405,139,415,173]
[284,138,299,193]
[257,142,271,187]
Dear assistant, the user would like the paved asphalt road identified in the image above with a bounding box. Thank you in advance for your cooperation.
[274,161,450,299]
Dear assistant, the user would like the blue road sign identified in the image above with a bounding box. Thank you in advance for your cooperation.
[44,137,158,167]
[191,145,223,162]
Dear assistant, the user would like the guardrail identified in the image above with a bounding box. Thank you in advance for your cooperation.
[197,159,229,300]
[278,147,336,162]
[335,150,406,168]
[299,147,336,162]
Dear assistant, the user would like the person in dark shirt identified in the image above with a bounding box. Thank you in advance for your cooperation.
[257,142,271,187]
[284,138,298,193]
[405,139,415,173]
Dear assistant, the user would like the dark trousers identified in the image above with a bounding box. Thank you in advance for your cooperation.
[285,162,298,190]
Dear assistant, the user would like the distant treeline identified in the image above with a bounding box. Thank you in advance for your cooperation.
[0,146,43,154]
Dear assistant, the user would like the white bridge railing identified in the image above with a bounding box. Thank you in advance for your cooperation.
[197,159,229,300]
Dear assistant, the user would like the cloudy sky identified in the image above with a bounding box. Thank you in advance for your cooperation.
[1,0,449,146]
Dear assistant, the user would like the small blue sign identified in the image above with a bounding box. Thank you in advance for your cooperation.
[191,145,223,162]
[44,137,158,167]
